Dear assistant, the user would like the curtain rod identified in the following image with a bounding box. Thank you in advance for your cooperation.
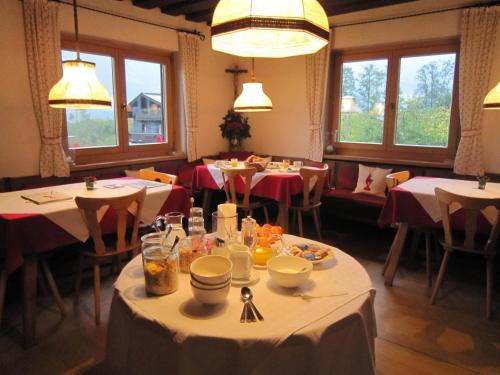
[44,0,206,40]
[332,0,500,28]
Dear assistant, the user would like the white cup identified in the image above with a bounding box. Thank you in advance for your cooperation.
[228,243,254,280]
[293,161,303,168]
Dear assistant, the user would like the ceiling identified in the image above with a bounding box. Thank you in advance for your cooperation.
[131,0,418,24]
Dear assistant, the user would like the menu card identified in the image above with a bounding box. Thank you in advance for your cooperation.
[21,191,73,205]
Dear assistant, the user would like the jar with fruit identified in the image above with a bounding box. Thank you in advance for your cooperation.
[252,224,283,267]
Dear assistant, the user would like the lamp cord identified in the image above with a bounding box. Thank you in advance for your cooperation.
[72,0,80,59]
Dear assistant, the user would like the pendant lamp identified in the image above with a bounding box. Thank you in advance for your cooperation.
[484,81,500,109]
[211,0,330,58]
[48,0,111,109]
[233,59,272,112]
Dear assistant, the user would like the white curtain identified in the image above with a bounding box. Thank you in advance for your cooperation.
[305,42,330,162]
[454,7,499,176]
[23,0,69,177]
[178,33,200,162]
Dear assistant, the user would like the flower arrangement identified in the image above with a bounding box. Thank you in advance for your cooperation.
[219,110,251,151]
[477,175,490,190]
[84,176,97,190]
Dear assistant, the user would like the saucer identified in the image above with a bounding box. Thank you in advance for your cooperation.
[231,269,260,286]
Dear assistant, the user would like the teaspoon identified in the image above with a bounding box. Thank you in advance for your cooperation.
[241,287,264,321]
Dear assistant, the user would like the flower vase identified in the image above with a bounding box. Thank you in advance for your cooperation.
[229,137,241,152]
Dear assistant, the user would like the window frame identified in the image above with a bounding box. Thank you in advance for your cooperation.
[329,39,460,163]
[61,37,176,165]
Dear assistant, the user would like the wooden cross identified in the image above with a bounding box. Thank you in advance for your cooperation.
[225,65,248,99]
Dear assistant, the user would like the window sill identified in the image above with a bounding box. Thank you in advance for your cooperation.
[323,154,454,169]
[70,153,187,172]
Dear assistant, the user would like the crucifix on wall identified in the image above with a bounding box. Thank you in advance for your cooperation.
[225,65,248,99]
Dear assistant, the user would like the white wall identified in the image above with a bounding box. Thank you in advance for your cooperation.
[0,0,235,177]
[243,0,500,173]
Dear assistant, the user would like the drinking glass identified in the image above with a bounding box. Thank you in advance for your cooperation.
[189,207,203,218]
[293,160,303,168]
[231,158,238,168]
[282,159,290,169]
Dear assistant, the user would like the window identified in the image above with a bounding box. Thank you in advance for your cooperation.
[330,40,459,163]
[61,39,174,165]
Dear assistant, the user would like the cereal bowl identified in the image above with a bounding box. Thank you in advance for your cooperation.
[190,275,231,289]
[190,255,232,285]
[190,281,231,305]
[267,256,312,288]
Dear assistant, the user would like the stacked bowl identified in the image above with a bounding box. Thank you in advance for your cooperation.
[190,255,232,305]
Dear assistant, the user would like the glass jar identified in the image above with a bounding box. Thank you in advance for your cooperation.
[142,245,178,295]
[189,207,203,218]
[178,235,207,273]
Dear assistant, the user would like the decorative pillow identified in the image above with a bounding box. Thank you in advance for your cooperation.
[336,164,358,190]
[203,158,217,165]
[124,166,154,178]
[353,164,392,197]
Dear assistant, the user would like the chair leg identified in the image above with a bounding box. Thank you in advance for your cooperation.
[312,208,322,241]
[74,253,84,308]
[486,256,494,319]
[425,233,432,287]
[430,249,452,305]
[291,210,297,234]
[263,205,270,224]
[0,269,7,327]
[93,262,101,326]
[297,211,304,238]
[40,259,65,315]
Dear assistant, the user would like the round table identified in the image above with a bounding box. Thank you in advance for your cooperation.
[102,235,376,375]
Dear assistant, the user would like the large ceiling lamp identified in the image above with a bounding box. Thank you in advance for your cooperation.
[484,81,500,109]
[48,0,111,109]
[211,0,330,58]
[234,58,272,112]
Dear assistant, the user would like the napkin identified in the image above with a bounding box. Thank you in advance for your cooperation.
[217,203,237,240]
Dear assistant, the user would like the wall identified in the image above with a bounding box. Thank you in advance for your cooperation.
[0,0,235,177]
[243,0,500,173]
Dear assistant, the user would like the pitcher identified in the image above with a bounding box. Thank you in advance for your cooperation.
[228,243,254,280]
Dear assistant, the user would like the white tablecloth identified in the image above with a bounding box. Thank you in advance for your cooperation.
[0,179,172,241]
[398,178,500,225]
[102,235,376,375]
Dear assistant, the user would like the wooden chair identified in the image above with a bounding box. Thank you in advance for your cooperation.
[290,164,329,240]
[385,170,410,190]
[430,187,500,318]
[74,188,146,325]
[139,169,177,185]
[220,167,270,222]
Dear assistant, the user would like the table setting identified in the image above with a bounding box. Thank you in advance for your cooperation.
[103,202,377,375]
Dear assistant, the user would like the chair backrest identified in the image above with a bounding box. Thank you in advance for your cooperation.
[385,170,410,190]
[75,188,147,256]
[300,164,329,207]
[435,187,500,252]
[139,169,177,185]
[220,167,256,208]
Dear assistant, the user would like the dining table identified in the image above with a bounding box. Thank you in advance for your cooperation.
[192,163,308,231]
[102,234,376,375]
[0,177,191,347]
[378,177,500,286]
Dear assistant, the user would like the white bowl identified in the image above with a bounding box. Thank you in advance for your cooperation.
[190,255,232,285]
[267,256,313,288]
[191,275,230,289]
[190,281,231,305]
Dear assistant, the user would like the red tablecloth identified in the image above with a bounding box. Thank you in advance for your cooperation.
[0,184,191,275]
[378,177,491,231]
[192,165,304,207]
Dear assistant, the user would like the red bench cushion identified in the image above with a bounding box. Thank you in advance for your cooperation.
[324,188,386,208]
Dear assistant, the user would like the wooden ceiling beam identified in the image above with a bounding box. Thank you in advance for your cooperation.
[132,0,182,10]
[161,0,217,16]
[321,0,418,16]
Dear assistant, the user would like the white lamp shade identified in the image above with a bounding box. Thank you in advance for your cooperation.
[211,0,330,58]
[233,82,272,112]
[341,96,356,113]
[48,60,112,109]
[484,81,500,109]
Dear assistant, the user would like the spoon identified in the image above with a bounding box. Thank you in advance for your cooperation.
[160,225,173,248]
[241,287,264,321]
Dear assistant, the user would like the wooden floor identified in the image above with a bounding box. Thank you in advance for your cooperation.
[0,218,499,375]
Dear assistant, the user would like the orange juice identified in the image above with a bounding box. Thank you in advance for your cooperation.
[252,246,273,266]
